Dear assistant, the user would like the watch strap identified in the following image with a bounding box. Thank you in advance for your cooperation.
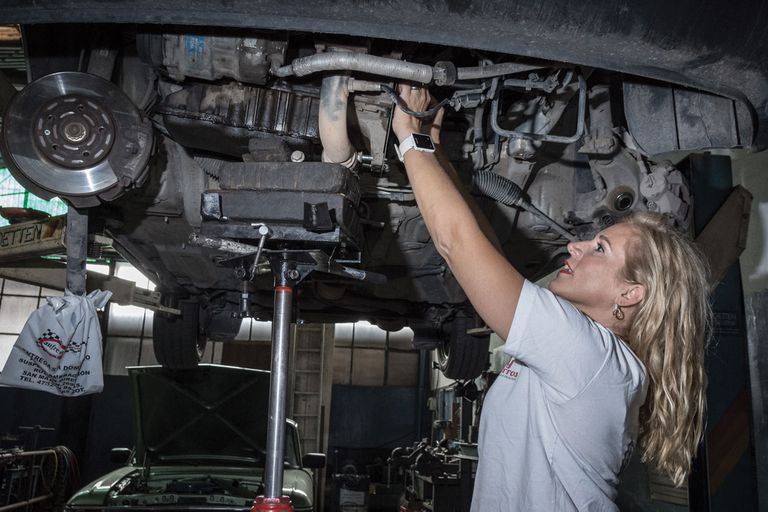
[395,133,435,162]
[395,136,417,162]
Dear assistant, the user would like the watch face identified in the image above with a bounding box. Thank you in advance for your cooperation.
[412,133,435,151]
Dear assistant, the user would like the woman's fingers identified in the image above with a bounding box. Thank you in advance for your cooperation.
[393,83,433,140]
[398,83,431,110]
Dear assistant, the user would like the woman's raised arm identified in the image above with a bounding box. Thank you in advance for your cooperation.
[392,86,524,338]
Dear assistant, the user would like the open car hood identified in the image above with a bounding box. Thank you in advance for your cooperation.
[128,364,283,467]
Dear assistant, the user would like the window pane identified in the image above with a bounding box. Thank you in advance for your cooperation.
[0,334,18,372]
[334,321,387,348]
[202,341,222,364]
[0,296,39,334]
[387,352,419,386]
[144,311,153,337]
[251,321,272,341]
[2,280,41,296]
[115,261,155,290]
[235,319,252,341]
[352,348,384,386]
[333,347,352,385]
[139,337,158,366]
[108,304,150,337]
[388,327,415,351]
[86,264,110,276]
[103,336,141,376]
[0,167,67,228]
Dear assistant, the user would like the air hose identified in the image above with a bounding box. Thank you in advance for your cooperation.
[473,171,576,241]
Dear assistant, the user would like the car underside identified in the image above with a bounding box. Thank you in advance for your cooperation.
[1,0,765,369]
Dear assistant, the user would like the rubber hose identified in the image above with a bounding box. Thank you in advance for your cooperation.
[473,171,577,241]
[275,52,433,83]
[472,171,525,207]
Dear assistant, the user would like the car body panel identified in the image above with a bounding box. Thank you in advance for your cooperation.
[0,1,755,338]
[2,0,767,147]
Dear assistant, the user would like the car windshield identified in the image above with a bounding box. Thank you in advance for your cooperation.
[130,365,300,467]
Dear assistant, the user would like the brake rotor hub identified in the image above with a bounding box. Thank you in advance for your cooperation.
[35,95,116,169]
[1,71,154,207]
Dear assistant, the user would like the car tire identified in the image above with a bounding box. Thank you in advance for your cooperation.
[437,316,489,380]
[153,300,207,369]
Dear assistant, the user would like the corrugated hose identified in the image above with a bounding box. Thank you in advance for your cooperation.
[473,171,576,241]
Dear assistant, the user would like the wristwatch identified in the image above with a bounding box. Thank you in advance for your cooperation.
[395,133,435,162]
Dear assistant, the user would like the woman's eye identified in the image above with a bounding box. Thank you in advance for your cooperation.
[595,243,604,253]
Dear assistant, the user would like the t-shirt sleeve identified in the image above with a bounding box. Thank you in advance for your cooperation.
[503,279,612,402]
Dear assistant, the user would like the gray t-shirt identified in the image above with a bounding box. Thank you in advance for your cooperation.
[471,280,648,511]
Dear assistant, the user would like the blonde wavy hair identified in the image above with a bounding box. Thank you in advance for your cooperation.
[620,212,711,487]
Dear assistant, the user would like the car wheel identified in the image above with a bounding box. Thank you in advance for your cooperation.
[153,300,207,369]
[437,316,490,380]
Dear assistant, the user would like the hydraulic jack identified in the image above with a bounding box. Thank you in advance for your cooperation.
[253,249,385,511]
[188,231,386,511]
[253,253,298,512]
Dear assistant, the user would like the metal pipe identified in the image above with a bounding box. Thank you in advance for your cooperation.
[263,257,294,499]
[276,54,542,85]
[0,449,57,461]
[416,349,428,440]
[348,78,387,92]
[188,233,260,255]
[65,206,88,295]
[319,74,357,168]
[0,494,53,511]
[275,52,433,83]
[457,62,542,80]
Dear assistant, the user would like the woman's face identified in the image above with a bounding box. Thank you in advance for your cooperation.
[548,223,638,313]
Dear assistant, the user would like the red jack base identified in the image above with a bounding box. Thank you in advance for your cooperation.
[251,496,294,511]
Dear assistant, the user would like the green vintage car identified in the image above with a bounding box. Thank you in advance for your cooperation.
[66,365,325,512]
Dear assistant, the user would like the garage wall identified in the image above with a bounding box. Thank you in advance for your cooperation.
[0,267,425,486]
[732,151,768,512]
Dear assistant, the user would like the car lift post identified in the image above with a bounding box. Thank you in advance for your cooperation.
[253,251,297,512]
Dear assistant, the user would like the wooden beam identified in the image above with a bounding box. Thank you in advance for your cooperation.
[695,185,753,288]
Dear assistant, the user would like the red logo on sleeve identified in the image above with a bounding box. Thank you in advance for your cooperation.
[501,358,520,380]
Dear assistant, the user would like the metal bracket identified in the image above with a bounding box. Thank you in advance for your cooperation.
[490,74,587,144]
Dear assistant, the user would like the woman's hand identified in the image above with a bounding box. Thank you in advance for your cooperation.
[392,84,435,143]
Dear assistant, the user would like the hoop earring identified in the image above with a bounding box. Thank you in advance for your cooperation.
[612,303,625,321]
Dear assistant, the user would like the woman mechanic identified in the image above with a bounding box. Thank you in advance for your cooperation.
[392,85,710,511]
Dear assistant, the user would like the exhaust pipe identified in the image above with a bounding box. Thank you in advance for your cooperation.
[319,73,358,169]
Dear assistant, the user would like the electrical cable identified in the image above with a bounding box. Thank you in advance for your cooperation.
[380,84,449,119]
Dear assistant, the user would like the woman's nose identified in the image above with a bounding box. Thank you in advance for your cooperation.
[567,240,588,259]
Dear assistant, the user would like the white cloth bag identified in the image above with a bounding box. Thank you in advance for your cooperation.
[0,289,112,396]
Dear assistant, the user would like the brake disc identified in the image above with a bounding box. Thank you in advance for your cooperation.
[1,71,154,208]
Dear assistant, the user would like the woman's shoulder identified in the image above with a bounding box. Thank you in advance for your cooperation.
[592,324,647,392]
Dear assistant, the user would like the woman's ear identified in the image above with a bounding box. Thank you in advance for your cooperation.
[619,284,645,308]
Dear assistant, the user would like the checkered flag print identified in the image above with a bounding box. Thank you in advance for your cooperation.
[39,329,61,342]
